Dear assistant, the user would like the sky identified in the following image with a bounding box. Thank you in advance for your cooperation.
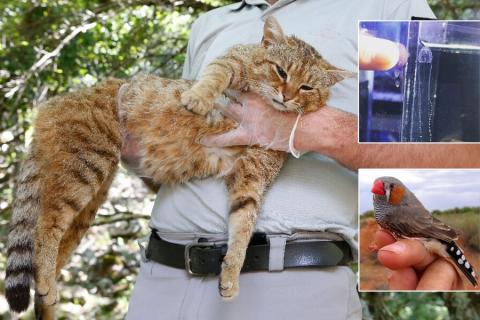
[359,169,480,214]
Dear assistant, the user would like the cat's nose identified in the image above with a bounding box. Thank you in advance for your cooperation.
[282,92,293,102]
[281,88,295,102]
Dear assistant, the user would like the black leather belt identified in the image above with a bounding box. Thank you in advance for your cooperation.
[145,231,352,276]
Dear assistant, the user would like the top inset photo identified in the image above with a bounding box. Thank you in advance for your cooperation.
[359,20,480,143]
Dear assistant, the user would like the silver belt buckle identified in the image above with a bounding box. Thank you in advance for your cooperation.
[184,241,216,276]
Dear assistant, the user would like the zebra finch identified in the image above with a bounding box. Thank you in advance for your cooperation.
[371,176,478,287]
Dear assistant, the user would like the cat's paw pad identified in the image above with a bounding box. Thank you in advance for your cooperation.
[219,278,239,300]
[36,283,57,306]
[219,261,240,300]
[36,281,50,297]
[41,290,58,306]
[181,90,213,116]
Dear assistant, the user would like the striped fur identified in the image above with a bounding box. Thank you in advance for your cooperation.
[6,146,41,312]
[6,17,347,317]
[6,78,124,318]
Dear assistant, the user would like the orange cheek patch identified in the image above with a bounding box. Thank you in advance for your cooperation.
[389,186,405,205]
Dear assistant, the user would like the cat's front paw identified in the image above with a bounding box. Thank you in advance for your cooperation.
[219,259,240,300]
[36,280,58,306]
[181,89,213,116]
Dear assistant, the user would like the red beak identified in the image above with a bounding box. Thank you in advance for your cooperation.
[371,179,385,195]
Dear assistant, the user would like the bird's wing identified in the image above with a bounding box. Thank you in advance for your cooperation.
[387,204,458,241]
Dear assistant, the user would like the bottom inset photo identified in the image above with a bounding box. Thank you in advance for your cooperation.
[358,169,480,291]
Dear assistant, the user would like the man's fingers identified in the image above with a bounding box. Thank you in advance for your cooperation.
[376,237,464,290]
[388,268,418,290]
[374,230,396,249]
[359,34,401,71]
[199,128,249,148]
[215,102,244,122]
[416,259,463,290]
[378,239,436,271]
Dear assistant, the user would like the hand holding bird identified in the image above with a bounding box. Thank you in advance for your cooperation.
[370,176,478,289]
[374,229,464,290]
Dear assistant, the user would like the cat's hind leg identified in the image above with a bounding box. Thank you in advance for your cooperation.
[34,180,95,306]
[34,151,118,306]
[55,174,114,275]
[220,148,286,299]
[35,174,115,320]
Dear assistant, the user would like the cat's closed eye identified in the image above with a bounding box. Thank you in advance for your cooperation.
[275,64,288,81]
[300,85,313,91]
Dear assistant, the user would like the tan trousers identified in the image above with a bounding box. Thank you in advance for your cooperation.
[126,251,362,320]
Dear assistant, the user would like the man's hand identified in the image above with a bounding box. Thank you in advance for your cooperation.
[374,230,463,290]
[200,92,298,152]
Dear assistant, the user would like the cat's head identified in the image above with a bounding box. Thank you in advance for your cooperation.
[255,16,355,113]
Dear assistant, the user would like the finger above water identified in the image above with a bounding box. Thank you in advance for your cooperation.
[359,34,400,71]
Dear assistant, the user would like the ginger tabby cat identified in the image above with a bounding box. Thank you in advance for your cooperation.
[5,17,351,319]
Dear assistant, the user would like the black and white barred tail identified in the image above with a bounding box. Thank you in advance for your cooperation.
[444,241,478,287]
[5,147,41,312]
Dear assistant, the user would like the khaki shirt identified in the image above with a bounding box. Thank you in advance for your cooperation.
[151,0,435,252]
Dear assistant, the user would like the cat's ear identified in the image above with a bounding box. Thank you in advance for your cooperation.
[323,69,356,86]
[262,16,285,47]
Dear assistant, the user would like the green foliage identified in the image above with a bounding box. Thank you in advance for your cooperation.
[432,209,480,250]
[361,292,480,320]
[427,0,480,19]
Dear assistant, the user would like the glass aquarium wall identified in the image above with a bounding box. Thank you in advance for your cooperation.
[402,21,480,142]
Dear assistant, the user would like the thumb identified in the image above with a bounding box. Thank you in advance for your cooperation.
[199,128,250,148]
[359,34,401,71]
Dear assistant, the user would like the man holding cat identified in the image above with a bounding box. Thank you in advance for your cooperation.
[125,1,445,319]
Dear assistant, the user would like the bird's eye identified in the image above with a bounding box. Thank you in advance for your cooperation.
[300,85,314,91]
[390,183,394,189]
[275,64,287,81]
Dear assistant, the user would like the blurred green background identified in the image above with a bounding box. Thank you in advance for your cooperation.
[1,0,480,319]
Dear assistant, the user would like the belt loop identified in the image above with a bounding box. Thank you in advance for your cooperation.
[267,235,287,271]
[138,235,150,262]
